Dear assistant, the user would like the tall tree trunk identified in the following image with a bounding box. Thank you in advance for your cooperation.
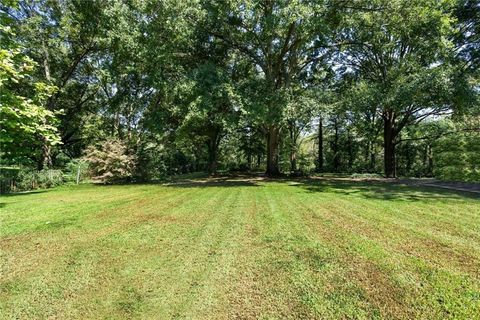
[383,112,397,178]
[37,134,53,170]
[207,131,220,176]
[40,40,53,170]
[290,151,297,172]
[266,125,281,176]
[332,117,339,172]
[316,116,323,172]
[405,143,412,175]
[370,149,376,173]
[426,144,433,176]
[289,123,297,172]
[247,134,252,170]
[347,132,354,170]
[42,40,51,81]
[364,139,370,168]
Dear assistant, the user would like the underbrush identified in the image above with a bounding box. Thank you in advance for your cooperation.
[0,161,88,193]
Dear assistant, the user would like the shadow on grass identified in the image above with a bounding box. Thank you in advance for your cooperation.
[157,174,479,201]
[0,189,48,197]
[294,178,480,202]
[164,176,261,188]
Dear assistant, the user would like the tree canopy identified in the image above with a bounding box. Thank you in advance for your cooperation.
[1,0,478,181]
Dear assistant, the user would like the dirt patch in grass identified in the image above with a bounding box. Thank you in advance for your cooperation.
[301,210,410,318]
[398,237,480,276]
[345,255,412,319]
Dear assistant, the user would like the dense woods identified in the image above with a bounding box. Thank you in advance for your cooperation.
[1,0,479,187]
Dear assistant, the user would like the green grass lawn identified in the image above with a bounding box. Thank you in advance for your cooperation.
[1,177,479,319]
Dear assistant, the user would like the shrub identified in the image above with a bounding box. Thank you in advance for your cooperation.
[434,129,480,182]
[134,141,168,181]
[84,139,136,183]
[0,167,64,193]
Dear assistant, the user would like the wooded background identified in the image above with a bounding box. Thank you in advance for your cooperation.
[1,0,479,189]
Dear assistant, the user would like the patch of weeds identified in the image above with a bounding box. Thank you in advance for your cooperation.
[115,286,144,315]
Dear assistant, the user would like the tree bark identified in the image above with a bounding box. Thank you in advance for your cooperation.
[266,125,281,176]
[364,140,370,168]
[316,116,323,173]
[383,112,397,178]
[425,144,433,176]
[347,131,354,170]
[40,39,52,170]
[207,131,221,176]
[289,123,297,172]
[370,150,376,173]
[405,142,412,175]
[332,117,339,172]
[38,134,52,170]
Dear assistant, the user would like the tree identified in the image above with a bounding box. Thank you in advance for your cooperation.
[434,117,480,182]
[453,0,480,73]
[179,63,240,175]
[203,0,340,175]
[338,0,459,177]
[0,8,60,164]
[4,0,138,166]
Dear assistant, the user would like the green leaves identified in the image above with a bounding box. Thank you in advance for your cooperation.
[0,22,60,163]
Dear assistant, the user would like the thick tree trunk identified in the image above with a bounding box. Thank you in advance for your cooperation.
[37,134,52,170]
[207,149,218,176]
[207,132,220,176]
[316,116,323,173]
[289,124,297,172]
[266,126,281,176]
[383,114,397,178]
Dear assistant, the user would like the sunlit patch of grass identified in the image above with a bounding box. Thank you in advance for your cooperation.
[1,177,479,319]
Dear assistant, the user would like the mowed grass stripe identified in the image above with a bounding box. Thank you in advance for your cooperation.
[294,185,480,319]
[2,186,226,318]
[1,178,479,319]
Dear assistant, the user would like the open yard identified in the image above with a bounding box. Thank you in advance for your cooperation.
[1,177,479,319]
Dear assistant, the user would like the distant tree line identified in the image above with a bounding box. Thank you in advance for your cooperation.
[1,0,479,183]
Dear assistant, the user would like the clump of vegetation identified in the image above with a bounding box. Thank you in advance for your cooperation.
[434,121,480,182]
[0,167,64,193]
[83,139,136,183]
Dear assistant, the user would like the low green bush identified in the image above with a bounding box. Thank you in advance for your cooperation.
[0,167,66,193]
